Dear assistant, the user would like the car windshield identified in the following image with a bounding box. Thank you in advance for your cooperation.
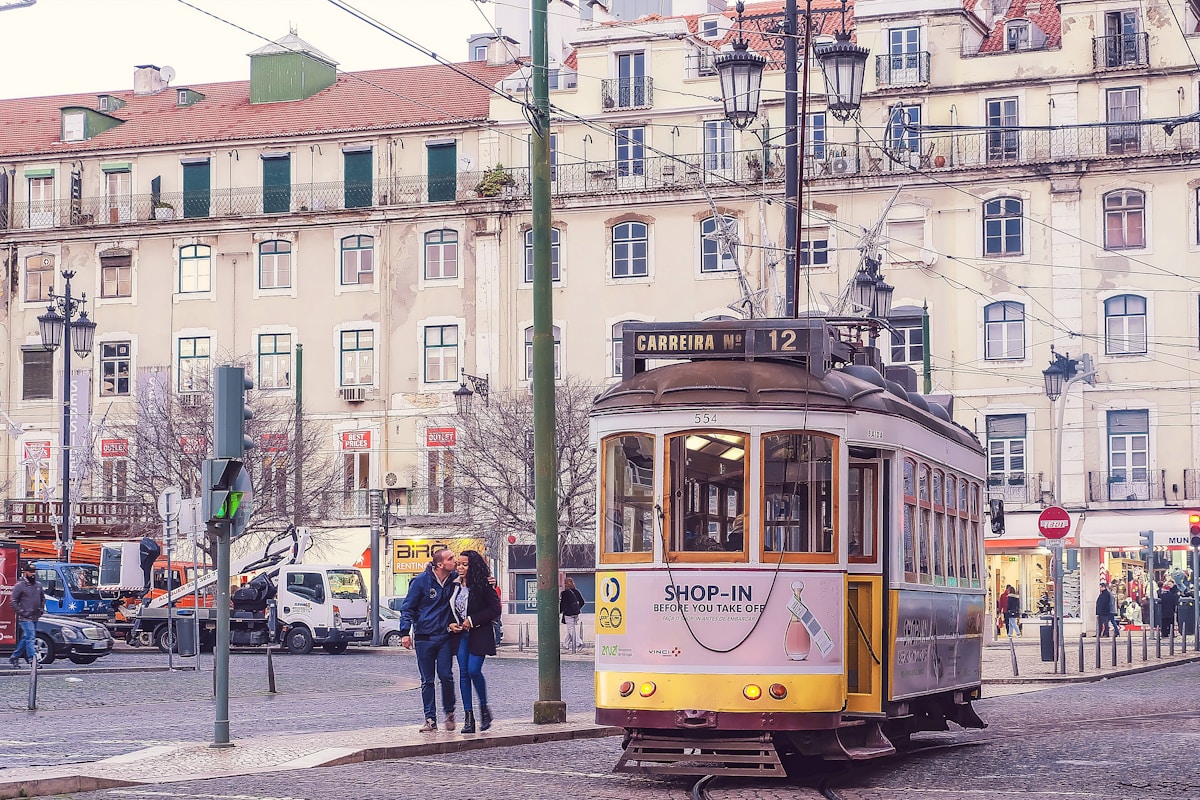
[63,565,100,596]
[327,569,367,600]
[379,606,398,620]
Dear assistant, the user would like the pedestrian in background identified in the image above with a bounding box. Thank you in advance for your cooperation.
[1096,582,1118,637]
[1158,580,1180,637]
[10,564,44,668]
[449,549,501,734]
[1003,584,1021,638]
[397,547,459,733]
[560,576,586,651]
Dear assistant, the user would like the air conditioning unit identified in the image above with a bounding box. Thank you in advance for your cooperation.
[339,386,367,402]
[829,155,857,175]
[178,393,202,407]
[384,471,399,487]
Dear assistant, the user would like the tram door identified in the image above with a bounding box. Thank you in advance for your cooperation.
[845,459,884,714]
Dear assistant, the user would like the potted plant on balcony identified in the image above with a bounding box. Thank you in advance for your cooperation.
[474,164,517,198]
[153,201,176,220]
[745,153,764,181]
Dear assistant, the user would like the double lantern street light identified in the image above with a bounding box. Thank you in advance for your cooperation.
[37,270,98,561]
[715,0,875,320]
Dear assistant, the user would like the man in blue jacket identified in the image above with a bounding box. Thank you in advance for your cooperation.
[398,547,459,732]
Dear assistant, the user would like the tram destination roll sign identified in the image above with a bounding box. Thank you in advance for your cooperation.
[623,320,843,376]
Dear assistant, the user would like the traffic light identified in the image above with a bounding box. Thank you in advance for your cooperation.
[989,498,1005,535]
[1138,530,1155,561]
[1189,512,1200,548]
[214,365,254,459]
[202,458,244,524]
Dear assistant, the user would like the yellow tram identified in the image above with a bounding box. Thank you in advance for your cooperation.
[591,319,988,776]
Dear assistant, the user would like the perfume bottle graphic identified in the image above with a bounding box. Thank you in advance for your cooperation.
[784,580,834,661]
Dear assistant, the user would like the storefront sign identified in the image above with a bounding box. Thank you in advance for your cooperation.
[260,433,289,452]
[22,441,50,462]
[392,536,484,574]
[341,430,371,451]
[179,435,206,455]
[100,438,128,458]
[426,428,456,447]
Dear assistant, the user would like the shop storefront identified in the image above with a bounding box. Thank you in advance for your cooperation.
[985,536,1079,638]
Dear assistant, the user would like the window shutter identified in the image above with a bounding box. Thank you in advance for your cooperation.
[1107,410,1148,435]
[0,171,8,229]
[343,149,372,209]
[182,161,210,218]
[262,155,291,214]
[427,143,457,203]
[986,414,1026,439]
[22,349,53,401]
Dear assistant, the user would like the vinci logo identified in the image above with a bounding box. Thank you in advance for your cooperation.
[648,647,682,658]
[596,572,626,635]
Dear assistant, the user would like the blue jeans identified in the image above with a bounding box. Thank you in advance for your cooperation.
[456,634,489,712]
[414,634,456,721]
[1004,615,1020,637]
[13,620,36,663]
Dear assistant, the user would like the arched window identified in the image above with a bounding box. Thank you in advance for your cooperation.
[700,216,737,272]
[983,301,1024,360]
[258,240,292,289]
[1104,294,1147,354]
[340,235,374,286]
[612,221,648,278]
[178,244,211,293]
[983,197,1022,256]
[524,228,561,283]
[1103,190,1145,250]
[424,229,458,279]
[524,325,562,380]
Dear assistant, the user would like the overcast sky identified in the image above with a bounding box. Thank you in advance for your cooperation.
[0,0,497,99]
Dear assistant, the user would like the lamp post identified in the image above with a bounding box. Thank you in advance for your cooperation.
[1041,347,1095,674]
[452,368,490,416]
[38,269,97,562]
[715,0,868,318]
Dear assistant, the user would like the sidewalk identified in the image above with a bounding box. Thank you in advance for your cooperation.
[981,631,1200,685]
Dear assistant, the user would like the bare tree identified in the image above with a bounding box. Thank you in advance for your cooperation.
[440,374,599,558]
[116,367,340,559]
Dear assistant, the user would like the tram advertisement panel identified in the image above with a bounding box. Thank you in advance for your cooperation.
[891,591,984,698]
[595,570,843,672]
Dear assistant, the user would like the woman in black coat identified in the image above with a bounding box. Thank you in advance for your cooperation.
[1158,581,1180,636]
[449,549,502,734]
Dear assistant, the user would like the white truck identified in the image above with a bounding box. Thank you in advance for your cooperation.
[129,527,372,654]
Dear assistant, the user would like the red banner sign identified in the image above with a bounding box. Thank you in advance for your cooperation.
[341,430,371,451]
[22,441,50,462]
[100,438,129,458]
[261,433,289,452]
[180,435,206,455]
[426,427,457,447]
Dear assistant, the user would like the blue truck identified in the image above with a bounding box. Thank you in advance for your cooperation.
[31,560,113,624]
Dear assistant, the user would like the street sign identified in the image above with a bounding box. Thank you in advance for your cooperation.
[1037,505,1071,539]
[157,485,181,521]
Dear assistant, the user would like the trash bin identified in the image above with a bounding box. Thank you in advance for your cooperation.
[1179,600,1196,636]
[174,610,197,657]
[1039,624,1055,661]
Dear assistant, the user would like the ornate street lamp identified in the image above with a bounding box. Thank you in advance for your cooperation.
[715,39,766,131]
[38,269,98,561]
[816,32,870,123]
[453,368,490,415]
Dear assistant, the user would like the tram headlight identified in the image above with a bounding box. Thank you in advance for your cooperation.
[619,681,635,697]
[638,682,657,697]
[768,683,788,700]
[742,684,762,700]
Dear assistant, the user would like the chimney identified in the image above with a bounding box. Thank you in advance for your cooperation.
[133,64,173,96]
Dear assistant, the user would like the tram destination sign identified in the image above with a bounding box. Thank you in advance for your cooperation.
[623,320,844,375]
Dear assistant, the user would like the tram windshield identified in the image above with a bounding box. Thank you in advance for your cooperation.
[602,434,655,556]
[668,431,746,555]
[762,433,835,555]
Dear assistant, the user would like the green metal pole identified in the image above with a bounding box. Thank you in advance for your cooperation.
[921,300,932,394]
[530,0,564,725]
[293,343,303,528]
[213,520,231,746]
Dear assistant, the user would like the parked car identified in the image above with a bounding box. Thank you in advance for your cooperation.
[34,614,115,665]
[378,606,403,646]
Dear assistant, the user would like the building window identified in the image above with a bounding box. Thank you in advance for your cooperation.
[887,26,921,79]
[549,132,558,183]
[179,244,211,294]
[424,325,459,383]
[258,240,292,289]
[524,228,561,283]
[804,112,827,159]
[889,311,924,364]
[703,120,733,172]
[262,154,291,214]
[177,336,210,393]
[799,229,830,267]
[343,449,370,516]
[100,342,131,397]
[24,254,54,303]
[1106,87,1141,155]
[473,43,488,61]
[524,325,561,380]
[427,449,455,513]
[102,460,128,501]
[343,148,372,209]
[612,221,648,278]
[701,18,719,37]
[985,415,1026,481]
[1103,189,1145,250]
[22,349,52,401]
[986,97,1019,161]
[984,301,1024,360]
[983,197,1023,256]
[886,214,926,264]
[27,175,54,228]
[615,51,647,108]
[700,216,737,273]
[1104,294,1147,354]
[424,229,459,279]
[886,105,922,152]
[340,235,374,286]
[105,169,132,224]
[615,126,645,178]
[340,329,374,386]
[1006,21,1030,51]
[100,250,132,298]
[1107,409,1149,499]
[1103,10,1142,67]
[258,333,292,389]
[612,321,631,376]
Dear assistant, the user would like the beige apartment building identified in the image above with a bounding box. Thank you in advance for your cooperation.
[2,0,1200,629]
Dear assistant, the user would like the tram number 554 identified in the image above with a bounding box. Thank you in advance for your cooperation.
[694,413,718,424]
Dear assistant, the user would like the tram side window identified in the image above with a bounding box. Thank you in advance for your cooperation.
[601,434,656,559]
[763,433,834,556]
[668,431,746,554]
[918,464,932,584]
[848,464,877,561]
[969,483,982,587]
[902,459,917,581]
[933,470,946,586]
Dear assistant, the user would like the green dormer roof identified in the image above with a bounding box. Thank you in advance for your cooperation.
[248,32,338,104]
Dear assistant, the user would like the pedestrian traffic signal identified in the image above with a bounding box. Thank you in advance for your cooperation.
[1189,511,1200,548]
[1138,530,1155,561]
[202,458,244,525]
[214,365,254,459]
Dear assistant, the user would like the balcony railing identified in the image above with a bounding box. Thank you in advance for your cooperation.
[1185,469,1200,501]
[875,52,930,87]
[1088,470,1165,503]
[3,498,156,533]
[1093,33,1149,70]
[985,472,1042,505]
[601,76,654,110]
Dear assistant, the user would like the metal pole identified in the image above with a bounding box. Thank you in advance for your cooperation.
[213,521,231,746]
[293,343,303,528]
[921,301,932,394]
[782,0,798,317]
[1055,541,1065,675]
[1007,631,1018,676]
[369,489,382,646]
[1111,626,1117,666]
[59,273,74,562]
[792,2,812,319]
[167,518,174,671]
[1193,546,1199,651]
[530,0,564,726]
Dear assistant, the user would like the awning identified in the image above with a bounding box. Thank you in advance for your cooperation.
[986,509,1195,550]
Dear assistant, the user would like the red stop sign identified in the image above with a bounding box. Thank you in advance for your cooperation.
[1038,506,1071,539]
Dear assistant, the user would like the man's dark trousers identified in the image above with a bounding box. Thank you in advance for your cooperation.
[414,632,456,721]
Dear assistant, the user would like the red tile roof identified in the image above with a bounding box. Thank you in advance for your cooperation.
[0,61,520,159]
[965,0,1062,54]
[677,0,860,70]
